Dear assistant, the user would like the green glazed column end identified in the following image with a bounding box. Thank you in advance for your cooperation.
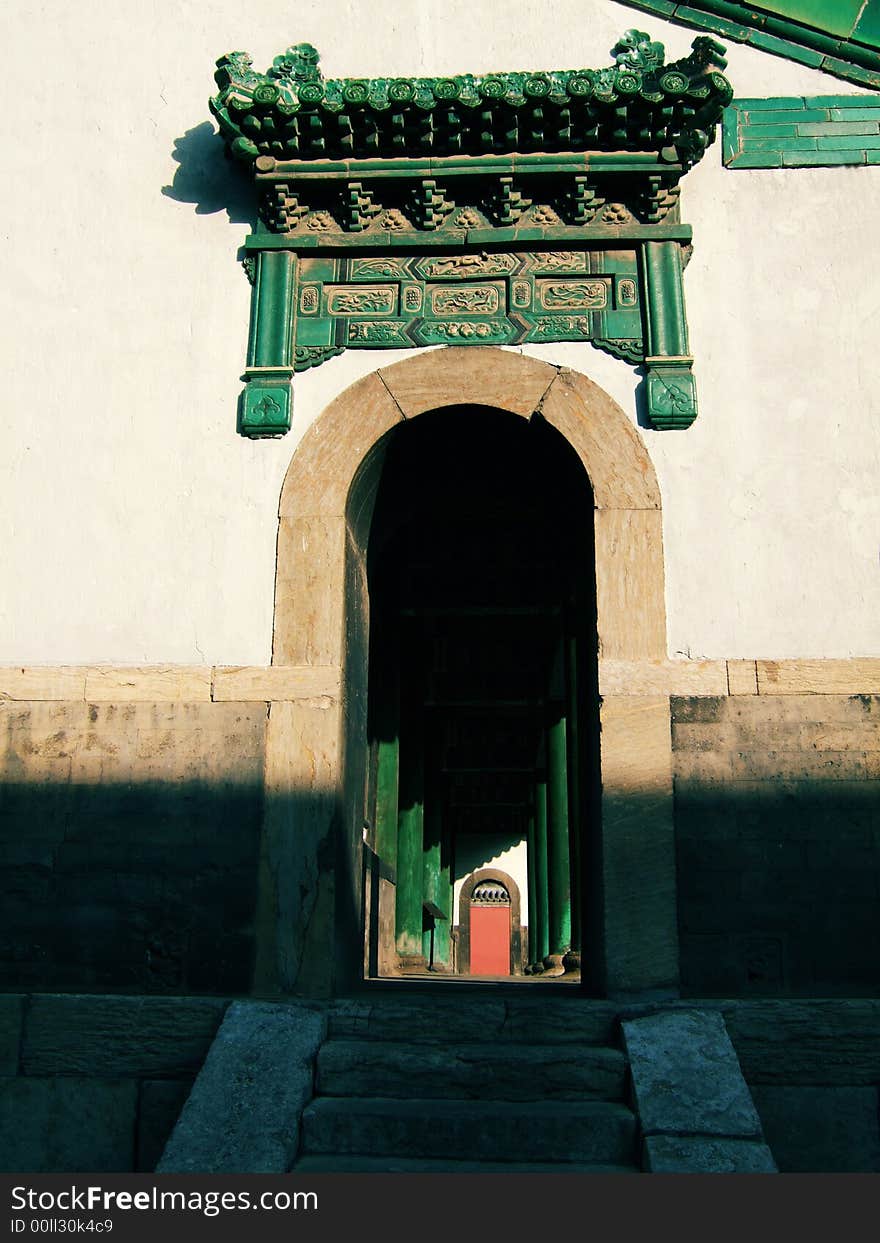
[239,368,293,437]
[645,357,698,429]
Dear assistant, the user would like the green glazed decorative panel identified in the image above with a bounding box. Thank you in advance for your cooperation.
[209,31,719,436]
[292,249,643,365]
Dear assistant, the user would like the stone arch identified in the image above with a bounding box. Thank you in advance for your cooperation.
[457,866,524,977]
[275,347,665,667]
[259,347,677,1000]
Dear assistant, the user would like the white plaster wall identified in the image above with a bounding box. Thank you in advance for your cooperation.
[2,0,879,663]
[452,837,529,930]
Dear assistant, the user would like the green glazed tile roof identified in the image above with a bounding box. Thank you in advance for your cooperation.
[758,2,874,43]
[211,30,733,169]
[619,2,880,88]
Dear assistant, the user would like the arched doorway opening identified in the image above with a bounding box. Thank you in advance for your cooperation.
[263,348,677,1000]
[362,405,597,981]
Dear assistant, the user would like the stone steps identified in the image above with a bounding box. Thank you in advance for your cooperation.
[316,1039,627,1101]
[299,1097,638,1166]
[327,997,620,1046]
[294,997,640,1173]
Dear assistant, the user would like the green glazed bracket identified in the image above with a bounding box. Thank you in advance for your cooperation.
[213,31,731,434]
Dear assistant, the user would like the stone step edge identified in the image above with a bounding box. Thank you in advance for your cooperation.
[303,1097,636,1119]
[317,1038,626,1060]
[291,1156,639,1174]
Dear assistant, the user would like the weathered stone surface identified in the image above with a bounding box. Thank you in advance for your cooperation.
[599,660,727,697]
[750,1085,880,1172]
[494,998,621,1045]
[280,370,404,520]
[0,667,88,700]
[23,995,228,1077]
[0,996,23,1074]
[539,367,661,511]
[83,666,212,701]
[212,665,340,702]
[136,1079,194,1172]
[644,1135,777,1173]
[623,1009,762,1138]
[601,697,672,794]
[600,696,678,995]
[329,998,507,1043]
[0,1076,137,1172]
[727,660,758,696]
[274,515,346,666]
[672,693,880,726]
[380,347,555,423]
[301,1097,636,1165]
[671,686,880,995]
[723,1001,880,1084]
[594,509,666,660]
[253,700,341,996]
[757,659,880,695]
[157,1000,326,1174]
[317,1040,626,1101]
[328,998,619,1046]
[292,1155,637,1173]
[0,696,266,992]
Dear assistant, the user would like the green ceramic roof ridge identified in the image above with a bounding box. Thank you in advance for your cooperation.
[210,29,733,169]
[617,1,880,88]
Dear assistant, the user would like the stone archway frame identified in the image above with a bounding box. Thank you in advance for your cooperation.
[457,867,524,977]
[259,347,677,998]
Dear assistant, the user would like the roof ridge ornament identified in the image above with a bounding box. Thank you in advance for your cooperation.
[211,31,731,169]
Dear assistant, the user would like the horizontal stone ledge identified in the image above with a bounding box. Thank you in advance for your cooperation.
[599,660,728,697]
[601,658,880,697]
[213,666,341,702]
[2,660,879,702]
[0,667,214,703]
[757,659,880,695]
[0,665,341,703]
[85,667,213,702]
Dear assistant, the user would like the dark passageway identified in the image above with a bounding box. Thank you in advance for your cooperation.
[362,406,599,981]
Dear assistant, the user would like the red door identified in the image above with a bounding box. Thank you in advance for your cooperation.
[470,904,511,975]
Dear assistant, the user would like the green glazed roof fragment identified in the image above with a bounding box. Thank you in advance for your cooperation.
[756,1,864,40]
[210,32,733,170]
[854,2,880,51]
[618,1,880,84]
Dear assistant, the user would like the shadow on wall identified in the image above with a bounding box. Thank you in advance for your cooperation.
[1,776,878,996]
[161,122,257,227]
[676,780,880,997]
[0,770,879,1173]
[0,778,269,995]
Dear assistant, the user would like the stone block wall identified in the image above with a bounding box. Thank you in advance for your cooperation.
[724,999,880,1172]
[0,697,267,993]
[673,693,880,995]
[0,994,227,1171]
